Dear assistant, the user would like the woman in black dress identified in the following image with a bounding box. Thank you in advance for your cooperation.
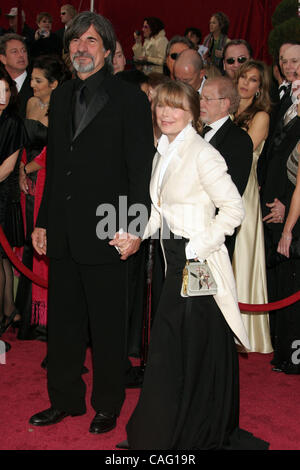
[0,65,27,337]
[119,80,269,450]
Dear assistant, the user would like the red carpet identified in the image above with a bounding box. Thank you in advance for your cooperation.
[1,329,300,451]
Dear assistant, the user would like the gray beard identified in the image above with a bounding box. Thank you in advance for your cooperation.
[72,54,95,73]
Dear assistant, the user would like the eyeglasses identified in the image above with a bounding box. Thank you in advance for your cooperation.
[170,52,178,60]
[225,56,248,65]
[200,96,226,102]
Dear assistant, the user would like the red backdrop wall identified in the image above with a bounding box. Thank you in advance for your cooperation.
[1,0,283,63]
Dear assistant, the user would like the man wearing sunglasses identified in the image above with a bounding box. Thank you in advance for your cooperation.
[223,39,252,79]
[55,4,77,44]
[165,35,194,79]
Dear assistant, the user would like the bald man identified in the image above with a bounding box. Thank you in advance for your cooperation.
[173,48,206,94]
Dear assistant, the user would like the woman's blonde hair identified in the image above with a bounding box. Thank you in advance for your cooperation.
[153,80,200,129]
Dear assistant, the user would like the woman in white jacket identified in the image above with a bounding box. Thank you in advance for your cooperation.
[132,17,168,74]
[119,81,269,450]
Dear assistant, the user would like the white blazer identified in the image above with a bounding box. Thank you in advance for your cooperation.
[143,126,250,350]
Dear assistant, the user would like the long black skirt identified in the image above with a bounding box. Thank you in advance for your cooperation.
[126,235,269,450]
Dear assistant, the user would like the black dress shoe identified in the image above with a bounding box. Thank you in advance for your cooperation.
[29,407,79,426]
[125,366,144,388]
[116,439,130,449]
[89,411,117,434]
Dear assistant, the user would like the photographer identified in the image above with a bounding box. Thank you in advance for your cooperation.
[31,12,63,58]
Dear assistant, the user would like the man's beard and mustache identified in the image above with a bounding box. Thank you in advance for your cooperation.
[72,52,96,73]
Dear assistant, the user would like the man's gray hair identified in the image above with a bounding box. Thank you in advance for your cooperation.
[0,33,27,56]
[166,35,194,57]
[64,11,116,73]
[204,77,240,114]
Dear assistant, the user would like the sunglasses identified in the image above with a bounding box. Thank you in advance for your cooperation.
[170,53,178,60]
[225,56,248,65]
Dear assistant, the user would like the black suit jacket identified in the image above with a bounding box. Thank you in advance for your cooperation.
[36,71,155,265]
[257,87,292,187]
[208,117,253,260]
[208,117,253,196]
[261,113,300,240]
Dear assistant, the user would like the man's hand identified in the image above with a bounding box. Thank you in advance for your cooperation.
[32,228,47,255]
[109,231,141,260]
[262,198,285,224]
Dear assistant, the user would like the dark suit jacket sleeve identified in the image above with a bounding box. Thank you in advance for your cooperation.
[35,91,56,229]
[123,88,155,234]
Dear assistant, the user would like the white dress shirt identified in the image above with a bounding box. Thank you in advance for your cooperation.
[14,70,27,92]
[198,76,206,95]
[203,115,230,142]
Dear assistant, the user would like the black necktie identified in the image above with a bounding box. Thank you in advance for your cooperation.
[201,125,212,137]
[280,83,291,102]
[73,82,87,132]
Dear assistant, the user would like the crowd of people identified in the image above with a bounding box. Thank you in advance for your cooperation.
[0,4,300,451]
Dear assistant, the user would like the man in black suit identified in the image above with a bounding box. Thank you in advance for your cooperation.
[200,76,253,259]
[260,43,300,372]
[29,12,154,433]
[258,41,300,190]
[0,33,33,117]
[54,4,77,48]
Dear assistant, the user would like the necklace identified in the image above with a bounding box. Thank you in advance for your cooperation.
[38,99,49,110]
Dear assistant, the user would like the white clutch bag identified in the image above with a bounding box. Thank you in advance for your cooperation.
[181,260,217,297]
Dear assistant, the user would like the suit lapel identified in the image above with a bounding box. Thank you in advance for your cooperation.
[72,85,109,142]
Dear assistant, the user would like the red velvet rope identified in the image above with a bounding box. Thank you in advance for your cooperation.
[0,226,48,288]
[1,225,300,310]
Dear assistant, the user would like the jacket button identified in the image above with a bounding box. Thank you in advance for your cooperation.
[66,170,72,176]
[66,195,71,201]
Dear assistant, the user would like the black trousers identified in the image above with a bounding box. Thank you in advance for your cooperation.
[47,253,127,415]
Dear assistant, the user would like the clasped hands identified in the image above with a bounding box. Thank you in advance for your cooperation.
[109,231,141,260]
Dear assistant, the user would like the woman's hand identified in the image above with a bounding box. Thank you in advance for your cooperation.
[109,231,141,260]
[277,232,292,258]
[35,29,50,40]
[134,31,142,44]
[19,164,28,194]
[263,198,285,224]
